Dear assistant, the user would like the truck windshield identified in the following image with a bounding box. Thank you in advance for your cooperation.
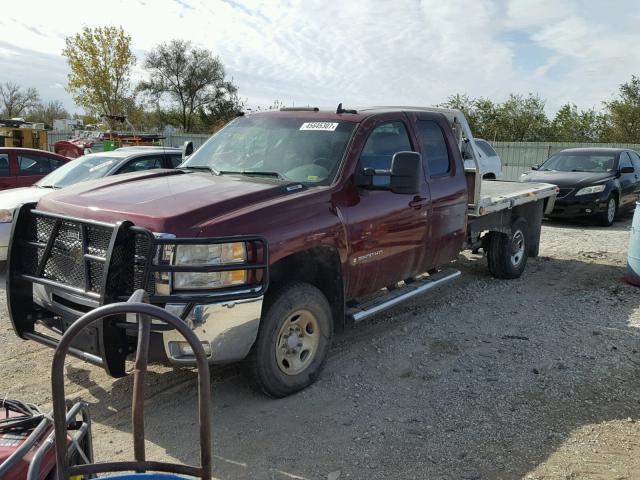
[540,152,616,172]
[37,155,117,189]
[184,116,357,184]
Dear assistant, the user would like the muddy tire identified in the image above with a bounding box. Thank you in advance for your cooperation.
[248,282,332,397]
[487,217,529,279]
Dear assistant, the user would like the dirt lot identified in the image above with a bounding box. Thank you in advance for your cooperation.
[1,215,639,480]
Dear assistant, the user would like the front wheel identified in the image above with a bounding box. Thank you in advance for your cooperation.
[487,217,529,279]
[248,282,333,397]
[598,195,617,226]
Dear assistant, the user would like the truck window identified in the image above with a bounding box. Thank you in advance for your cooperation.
[415,121,451,176]
[360,122,412,186]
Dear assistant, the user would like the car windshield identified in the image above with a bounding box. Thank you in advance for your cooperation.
[183,116,357,184]
[37,155,118,188]
[540,152,616,172]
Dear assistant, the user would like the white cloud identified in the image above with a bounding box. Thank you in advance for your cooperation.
[0,0,637,117]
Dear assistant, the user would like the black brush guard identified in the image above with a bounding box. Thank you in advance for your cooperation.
[7,204,268,375]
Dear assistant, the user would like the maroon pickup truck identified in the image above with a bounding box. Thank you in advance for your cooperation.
[7,107,557,397]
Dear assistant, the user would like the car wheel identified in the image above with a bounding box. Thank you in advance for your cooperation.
[487,217,529,279]
[248,282,333,397]
[598,195,617,226]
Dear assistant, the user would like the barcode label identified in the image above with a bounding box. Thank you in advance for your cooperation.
[300,122,339,131]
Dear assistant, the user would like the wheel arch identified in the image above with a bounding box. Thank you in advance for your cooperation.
[268,246,345,333]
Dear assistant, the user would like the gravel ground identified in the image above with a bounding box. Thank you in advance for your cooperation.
[1,214,639,480]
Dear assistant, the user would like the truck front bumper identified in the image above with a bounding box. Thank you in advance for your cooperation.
[29,283,264,366]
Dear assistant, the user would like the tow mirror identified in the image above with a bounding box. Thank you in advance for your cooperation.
[390,151,422,194]
[620,166,635,174]
[182,140,194,160]
[355,151,422,195]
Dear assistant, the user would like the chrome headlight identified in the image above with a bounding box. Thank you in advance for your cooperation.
[155,242,248,292]
[0,209,13,223]
[575,185,606,196]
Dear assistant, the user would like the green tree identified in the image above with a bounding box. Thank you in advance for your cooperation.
[62,26,135,123]
[0,82,40,118]
[139,39,239,132]
[550,103,603,142]
[601,75,640,142]
[492,93,549,141]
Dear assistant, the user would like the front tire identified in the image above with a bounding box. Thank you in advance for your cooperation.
[598,195,617,226]
[248,282,333,397]
[487,217,529,279]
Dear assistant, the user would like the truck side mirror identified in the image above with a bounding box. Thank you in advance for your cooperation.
[390,151,422,195]
[182,140,194,160]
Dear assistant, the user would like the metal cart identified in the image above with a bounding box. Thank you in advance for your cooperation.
[47,289,212,480]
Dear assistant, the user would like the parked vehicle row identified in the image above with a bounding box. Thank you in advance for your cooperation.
[0,147,183,260]
[520,148,640,226]
[6,106,555,397]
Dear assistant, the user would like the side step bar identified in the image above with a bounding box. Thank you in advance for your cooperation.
[347,268,461,323]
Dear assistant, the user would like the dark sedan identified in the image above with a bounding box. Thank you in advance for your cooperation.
[519,148,640,226]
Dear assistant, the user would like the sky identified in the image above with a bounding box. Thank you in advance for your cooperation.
[1,0,639,116]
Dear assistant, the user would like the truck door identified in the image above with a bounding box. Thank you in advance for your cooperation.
[411,113,468,269]
[342,116,431,298]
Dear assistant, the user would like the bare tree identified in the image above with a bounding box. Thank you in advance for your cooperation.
[139,39,237,131]
[0,82,40,118]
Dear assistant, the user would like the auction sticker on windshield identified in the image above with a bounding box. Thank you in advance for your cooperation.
[300,122,339,131]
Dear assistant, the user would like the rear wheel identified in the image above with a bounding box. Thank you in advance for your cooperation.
[487,217,529,279]
[248,282,332,397]
[598,195,617,226]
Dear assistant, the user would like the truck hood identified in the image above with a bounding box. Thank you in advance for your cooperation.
[37,169,297,235]
[520,170,614,188]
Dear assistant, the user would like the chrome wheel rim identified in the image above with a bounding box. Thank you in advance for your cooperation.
[510,230,525,267]
[275,309,320,376]
[607,198,616,223]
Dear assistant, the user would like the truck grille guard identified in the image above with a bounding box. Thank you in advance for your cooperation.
[7,203,269,341]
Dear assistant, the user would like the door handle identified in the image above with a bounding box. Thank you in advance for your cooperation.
[409,195,428,209]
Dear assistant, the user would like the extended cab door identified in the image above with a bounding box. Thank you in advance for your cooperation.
[408,112,468,269]
[342,114,431,298]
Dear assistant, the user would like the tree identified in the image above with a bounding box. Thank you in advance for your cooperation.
[550,103,603,142]
[198,90,245,132]
[26,100,70,127]
[601,75,640,142]
[139,39,239,132]
[492,93,550,141]
[62,26,135,122]
[0,82,40,118]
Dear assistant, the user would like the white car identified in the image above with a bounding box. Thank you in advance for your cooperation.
[464,138,503,179]
[0,147,183,260]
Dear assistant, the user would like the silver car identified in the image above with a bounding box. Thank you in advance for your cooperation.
[0,147,183,260]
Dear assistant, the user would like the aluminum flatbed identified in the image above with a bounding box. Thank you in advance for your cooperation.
[472,179,558,216]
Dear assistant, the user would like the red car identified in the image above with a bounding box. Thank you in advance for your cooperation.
[0,147,70,190]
